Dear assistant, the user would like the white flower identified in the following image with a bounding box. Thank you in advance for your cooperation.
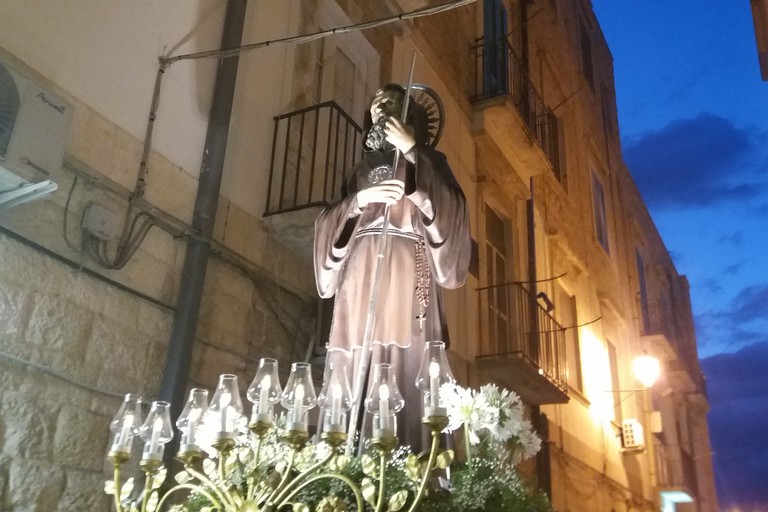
[440,382,475,432]
[516,419,542,460]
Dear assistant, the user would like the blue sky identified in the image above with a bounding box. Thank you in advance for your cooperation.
[592,1,768,508]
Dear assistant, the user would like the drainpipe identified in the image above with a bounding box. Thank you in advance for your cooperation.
[158,0,248,421]
[534,407,552,497]
[526,177,539,361]
[520,0,530,73]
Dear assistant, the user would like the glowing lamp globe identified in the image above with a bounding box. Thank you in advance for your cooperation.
[632,354,661,389]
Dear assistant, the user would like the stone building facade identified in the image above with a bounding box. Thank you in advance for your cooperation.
[0,0,717,510]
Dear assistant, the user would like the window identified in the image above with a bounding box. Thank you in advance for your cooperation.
[486,206,509,353]
[482,0,509,97]
[607,340,621,422]
[556,285,582,392]
[313,42,360,118]
[555,285,584,393]
[636,249,651,333]
[592,171,609,253]
[578,20,593,89]
[600,82,615,139]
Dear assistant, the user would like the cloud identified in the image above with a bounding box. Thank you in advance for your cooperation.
[694,282,768,354]
[700,342,768,507]
[623,113,764,209]
[717,231,743,247]
[729,283,768,324]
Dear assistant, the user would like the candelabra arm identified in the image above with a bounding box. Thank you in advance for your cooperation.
[406,430,441,512]
[111,464,124,512]
[266,446,298,507]
[246,434,266,501]
[270,443,337,507]
[155,483,223,511]
[278,473,365,512]
[140,472,155,512]
[375,451,388,512]
[183,464,237,509]
[464,427,472,464]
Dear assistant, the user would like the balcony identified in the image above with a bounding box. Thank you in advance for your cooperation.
[264,101,362,217]
[476,282,568,405]
[639,300,678,361]
[471,36,562,188]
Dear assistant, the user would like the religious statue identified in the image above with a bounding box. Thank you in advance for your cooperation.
[313,83,471,447]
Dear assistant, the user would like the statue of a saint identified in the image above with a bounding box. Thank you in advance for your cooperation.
[313,83,471,447]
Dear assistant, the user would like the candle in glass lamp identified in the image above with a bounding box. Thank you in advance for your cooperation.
[116,413,134,450]
[429,361,440,409]
[258,375,271,415]
[293,384,305,426]
[330,383,342,426]
[219,391,231,433]
[148,416,163,456]
[379,384,391,431]
[185,408,201,446]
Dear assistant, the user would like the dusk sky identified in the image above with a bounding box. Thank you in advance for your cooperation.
[592,2,768,509]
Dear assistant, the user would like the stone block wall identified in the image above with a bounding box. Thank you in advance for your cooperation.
[0,233,173,511]
[0,57,318,511]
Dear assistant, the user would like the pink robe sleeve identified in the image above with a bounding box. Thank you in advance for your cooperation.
[313,193,361,298]
[405,147,471,289]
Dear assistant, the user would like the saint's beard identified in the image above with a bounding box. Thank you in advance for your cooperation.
[365,117,394,152]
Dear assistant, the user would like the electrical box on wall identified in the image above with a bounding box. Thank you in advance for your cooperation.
[621,418,645,451]
[0,56,73,209]
[82,203,119,241]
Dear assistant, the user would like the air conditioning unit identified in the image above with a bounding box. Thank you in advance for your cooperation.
[0,57,72,209]
[621,418,646,451]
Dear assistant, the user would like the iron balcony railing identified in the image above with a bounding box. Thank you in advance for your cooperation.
[472,36,562,177]
[264,101,363,217]
[478,281,568,393]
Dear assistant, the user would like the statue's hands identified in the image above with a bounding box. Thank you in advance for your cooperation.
[385,118,416,154]
[356,179,405,209]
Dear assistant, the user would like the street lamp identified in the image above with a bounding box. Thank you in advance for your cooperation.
[633,353,661,509]
[633,353,661,389]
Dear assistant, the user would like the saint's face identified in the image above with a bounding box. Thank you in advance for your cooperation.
[370,89,404,124]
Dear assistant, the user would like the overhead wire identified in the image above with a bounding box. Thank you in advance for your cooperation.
[161,0,477,65]
[82,0,478,274]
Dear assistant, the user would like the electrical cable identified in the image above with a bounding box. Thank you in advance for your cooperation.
[0,349,128,400]
[161,0,478,65]
[62,175,83,253]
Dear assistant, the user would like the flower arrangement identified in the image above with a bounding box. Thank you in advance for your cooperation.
[441,383,542,465]
[105,382,551,512]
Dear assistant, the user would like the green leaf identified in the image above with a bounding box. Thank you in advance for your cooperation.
[293,503,310,512]
[330,454,350,472]
[362,454,377,477]
[316,495,346,512]
[152,468,167,489]
[120,477,134,501]
[388,490,409,512]
[146,491,159,512]
[224,452,239,475]
[361,477,377,505]
[405,455,421,481]
[266,470,282,489]
[202,459,217,477]
[174,470,192,485]
[238,446,254,465]
[435,449,454,469]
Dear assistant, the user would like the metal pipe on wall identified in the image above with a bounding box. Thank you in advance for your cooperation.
[158,0,248,424]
